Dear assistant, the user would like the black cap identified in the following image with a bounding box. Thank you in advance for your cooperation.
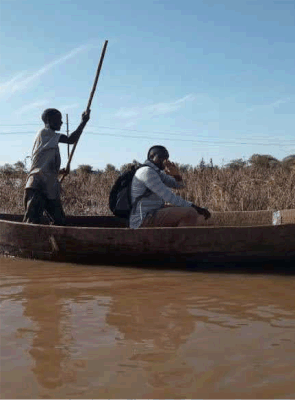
[147,145,169,161]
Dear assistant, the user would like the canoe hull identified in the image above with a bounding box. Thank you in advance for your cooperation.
[1,212,295,264]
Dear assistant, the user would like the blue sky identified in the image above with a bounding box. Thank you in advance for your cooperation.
[0,0,294,170]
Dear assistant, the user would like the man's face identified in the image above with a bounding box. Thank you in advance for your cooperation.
[48,112,63,131]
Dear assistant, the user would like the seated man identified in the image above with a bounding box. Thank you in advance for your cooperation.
[129,145,211,228]
[23,108,90,225]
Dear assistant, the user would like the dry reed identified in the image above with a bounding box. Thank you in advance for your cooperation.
[1,164,295,215]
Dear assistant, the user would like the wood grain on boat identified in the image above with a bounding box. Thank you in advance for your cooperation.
[1,211,295,264]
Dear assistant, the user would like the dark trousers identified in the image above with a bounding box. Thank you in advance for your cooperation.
[23,189,66,226]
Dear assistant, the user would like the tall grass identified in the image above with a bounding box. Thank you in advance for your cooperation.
[1,165,295,215]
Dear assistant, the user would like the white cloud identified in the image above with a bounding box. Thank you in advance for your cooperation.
[0,72,27,95]
[269,98,290,108]
[59,103,80,113]
[115,94,196,123]
[15,100,48,115]
[245,97,290,113]
[15,101,80,117]
[0,44,90,98]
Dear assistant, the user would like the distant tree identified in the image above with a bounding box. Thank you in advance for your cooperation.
[14,161,26,174]
[282,155,295,172]
[105,164,118,173]
[226,158,247,170]
[77,164,93,175]
[248,154,279,168]
[0,163,15,176]
[198,157,206,171]
[178,163,192,173]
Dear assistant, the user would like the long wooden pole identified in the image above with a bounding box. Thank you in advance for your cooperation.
[66,113,69,159]
[61,40,108,182]
[85,40,108,113]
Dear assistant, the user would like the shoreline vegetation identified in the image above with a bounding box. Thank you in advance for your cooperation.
[1,154,295,216]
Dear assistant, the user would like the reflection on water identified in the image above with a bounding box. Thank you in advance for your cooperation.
[1,257,295,399]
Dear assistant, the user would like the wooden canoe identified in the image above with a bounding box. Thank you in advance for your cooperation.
[1,210,295,265]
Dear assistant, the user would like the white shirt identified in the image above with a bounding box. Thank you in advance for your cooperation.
[129,160,192,228]
[25,127,61,199]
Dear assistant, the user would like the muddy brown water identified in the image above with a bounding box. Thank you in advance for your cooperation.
[1,257,295,399]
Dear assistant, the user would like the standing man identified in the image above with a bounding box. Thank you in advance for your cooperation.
[130,145,211,228]
[23,108,90,225]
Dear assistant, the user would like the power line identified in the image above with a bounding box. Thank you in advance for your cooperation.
[0,124,40,127]
[1,129,294,147]
[85,132,295,147]
[0,122,292,143]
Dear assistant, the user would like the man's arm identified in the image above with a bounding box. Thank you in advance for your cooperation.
[141,167,211,220]
[160,171,184,189]
[140,167,192,208]
[59,110,90,144]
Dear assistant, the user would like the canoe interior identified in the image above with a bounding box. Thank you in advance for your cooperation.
[0,214,128,227]
[1,209,295,227]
